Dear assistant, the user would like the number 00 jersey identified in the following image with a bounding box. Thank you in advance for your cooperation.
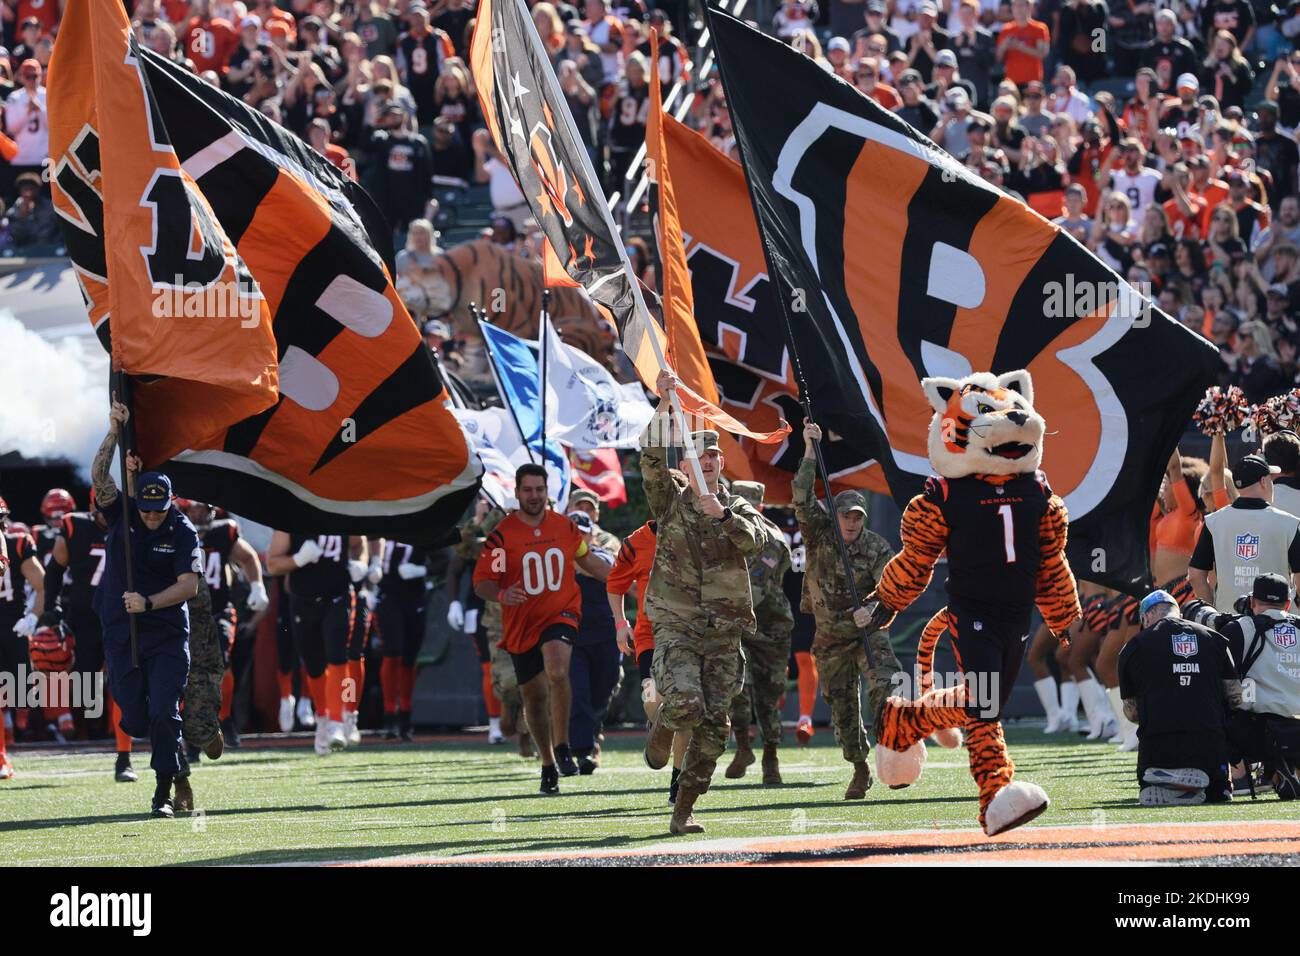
[472,511,587,653]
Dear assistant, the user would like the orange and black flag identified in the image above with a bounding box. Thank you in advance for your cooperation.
[706,7,1219,591]
[49,0,480,543]
[660,110,885,498]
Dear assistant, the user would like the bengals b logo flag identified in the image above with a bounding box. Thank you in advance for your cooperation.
[49,0,480,543]
[706,8,1219,591]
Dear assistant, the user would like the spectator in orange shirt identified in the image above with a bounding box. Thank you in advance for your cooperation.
[16,0,60,39]
[853,56,902,109]
[184,0,240,77]
[1163,162,1208,239]
[996,0,1051,86]
[1190,154,1230,233]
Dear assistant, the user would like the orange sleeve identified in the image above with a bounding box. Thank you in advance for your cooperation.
[876,494,948,612]
[1036,494,1082,635]
[440,33,455,60]
[1171,474,1198,517]
[471,527,505,587]
[0,131,17,164]
[1212,487,1230,512]
[606,533,642,598]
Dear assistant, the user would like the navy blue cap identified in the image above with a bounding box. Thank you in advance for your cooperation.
[136,472,172,512]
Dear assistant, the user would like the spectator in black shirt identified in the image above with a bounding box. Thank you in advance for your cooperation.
[1229,320,1292,402]
[852,1,902,56]
[1202,0,1256,47]
[1141,10,1199,94]
[894,69,939,131]
[1109,0,1156,76]
[429,115,474,184]
[1201,29,1255,110]
[1255,101,1299,203]
[1264,50,1300,131]
[950,0,995,109]
[1057,0,1111,84]
[226,16,274,101]
[434,0,476,59]
[1119,590,1238,805]
[363,103,433,238]
[905,1,952,84]
[6,171,59,249]
[298,16,345,84]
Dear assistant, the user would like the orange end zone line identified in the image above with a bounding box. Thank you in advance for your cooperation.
[337,820,1300,867]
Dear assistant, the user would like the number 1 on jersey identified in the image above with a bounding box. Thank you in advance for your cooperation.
[998,504,1016,564]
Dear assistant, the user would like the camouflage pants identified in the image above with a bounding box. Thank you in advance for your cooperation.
[652,626,746,794]
[729,629,792,747]
[489,641,525,732]
[182,603,225,750]
[812,628,903,763]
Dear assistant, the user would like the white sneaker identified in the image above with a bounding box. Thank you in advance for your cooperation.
[297,697,316,728]
[327,719,347,752]
[488,728,506,744]
[278,695,296,733]
[1139,785,1205,806]
[1108,728,1125,744]
[314,720,332,756]
[1057,711,1079,734]
[1142,767,1210,791]
[342,711,361,746]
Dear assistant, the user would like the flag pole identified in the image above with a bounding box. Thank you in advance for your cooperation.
[701,5,875,669]
[111,369,141,669]
[473,303,538,465]
[490,0,709,494]
[540,288,549,463]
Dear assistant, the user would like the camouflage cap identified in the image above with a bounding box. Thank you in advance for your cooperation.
[689,429,722,453]
[730,480,766,507]
[568,488,600,510]
[834,489,867,516]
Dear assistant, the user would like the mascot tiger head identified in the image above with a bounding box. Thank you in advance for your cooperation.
[921,370,1044,479]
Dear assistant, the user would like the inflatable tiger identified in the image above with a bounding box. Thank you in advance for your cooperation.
[400,238,613,374]
[867,370,1082,837]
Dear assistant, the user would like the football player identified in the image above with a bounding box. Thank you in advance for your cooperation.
[266,530,368,755]
[1,497,44,778]
[473,464,611,794]
[377,538,434,741]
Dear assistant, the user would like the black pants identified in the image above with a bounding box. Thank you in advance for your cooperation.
[377,593,426,666]
[1227,710,1300,768]
[291,593,353,678]
[946,601,1029,722]
[568,640,623,755]
[349,598,371,662]
[65,603,105,675]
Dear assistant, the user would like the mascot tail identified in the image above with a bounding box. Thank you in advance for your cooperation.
[916,609,963,750]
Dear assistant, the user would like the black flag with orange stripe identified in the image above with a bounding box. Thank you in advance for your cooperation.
[706,7,1219,591]
[49,0,480,544]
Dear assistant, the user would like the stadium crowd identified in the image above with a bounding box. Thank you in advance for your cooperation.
[1,0,1299,819]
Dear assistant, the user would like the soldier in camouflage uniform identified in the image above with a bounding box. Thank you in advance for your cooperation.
[455,497,532,756]
[793,422,904,800]
[725,481,794,786]
[641,369,767,835]
[173,575,225,811]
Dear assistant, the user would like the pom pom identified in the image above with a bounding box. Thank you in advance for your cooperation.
[1249,390,1300,438]
[1192,385,1250,436]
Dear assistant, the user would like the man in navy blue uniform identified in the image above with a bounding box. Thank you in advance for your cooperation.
[91,400,202,819]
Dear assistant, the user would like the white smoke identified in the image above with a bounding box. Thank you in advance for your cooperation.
[0,312,109,477]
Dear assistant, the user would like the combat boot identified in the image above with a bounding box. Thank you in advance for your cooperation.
[203,728,224,760]
[761,744,782,785]
[172,775,194,813]
[724,733,754,779]
[669,786,705,834]
[643,708,674,770]
[844,760,873,800]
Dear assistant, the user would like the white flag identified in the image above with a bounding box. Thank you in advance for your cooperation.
[454,406,570,510]
[542,314,653,449]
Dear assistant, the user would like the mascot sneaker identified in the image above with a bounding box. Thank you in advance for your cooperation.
[875,740,927,789]
[984,781,1050,836]
[1139,785,1206,807]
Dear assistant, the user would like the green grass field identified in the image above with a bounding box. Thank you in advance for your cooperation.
[1,725,1289,866]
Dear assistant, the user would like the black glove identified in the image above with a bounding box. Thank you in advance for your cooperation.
[863,592,896,632]
[38,607,62,628]
[1234,594,1252,616]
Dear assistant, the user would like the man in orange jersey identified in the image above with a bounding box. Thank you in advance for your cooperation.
[474,464,611,794]
[607,513,690,804]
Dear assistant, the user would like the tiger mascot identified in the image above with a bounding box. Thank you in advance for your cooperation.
[866,369,1081,837]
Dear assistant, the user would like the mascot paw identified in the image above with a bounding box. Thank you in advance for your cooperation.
[983,781,1049,837]
[930,727,963,749]
[875,740,927,789]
